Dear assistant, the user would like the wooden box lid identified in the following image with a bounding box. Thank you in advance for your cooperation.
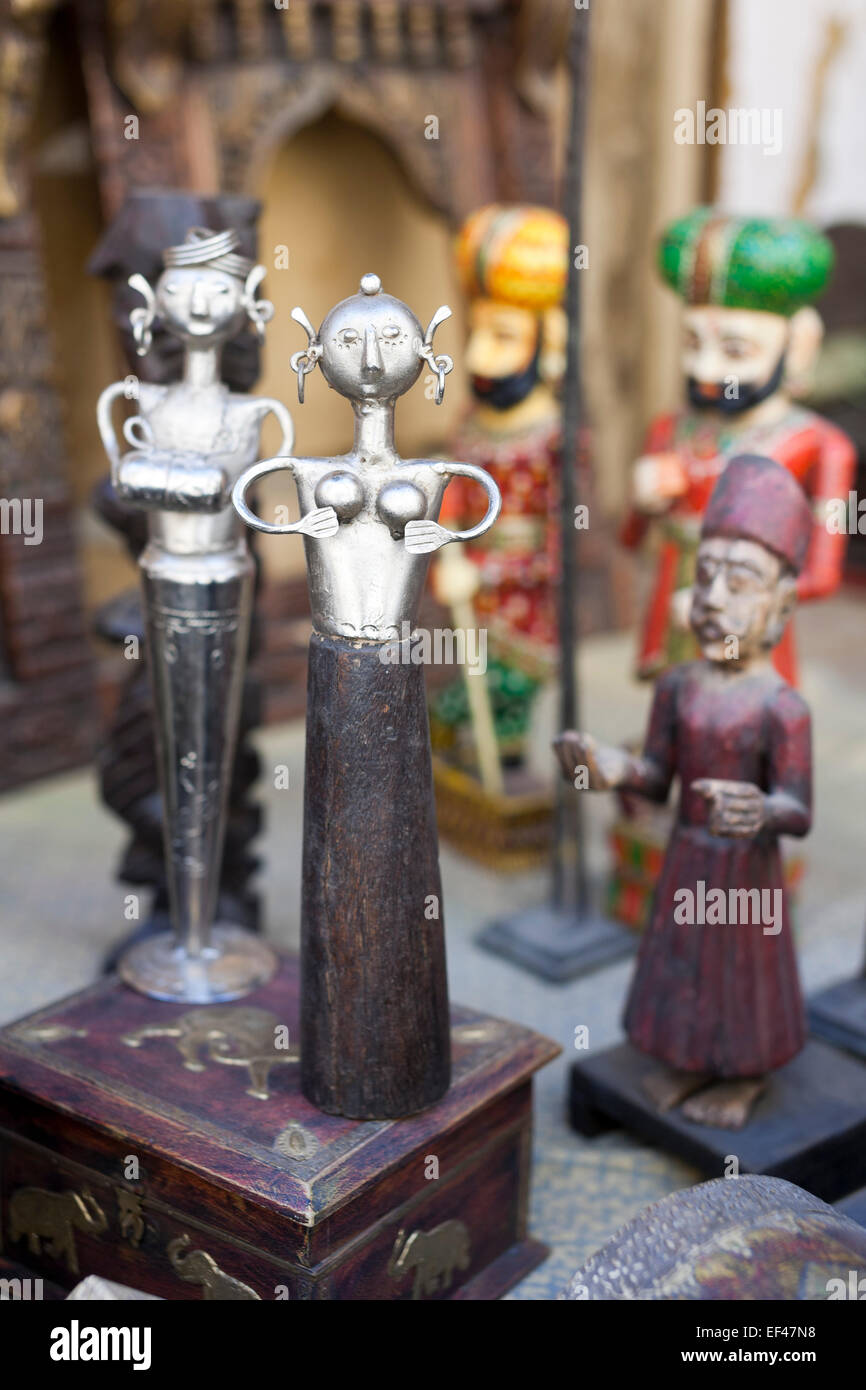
[0,954,558,1261]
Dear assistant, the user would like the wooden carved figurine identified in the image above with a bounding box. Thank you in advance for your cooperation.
[557,455,813,1129]
[234,273,501,1118]
[431,205,569,767]
[622,208,855,686]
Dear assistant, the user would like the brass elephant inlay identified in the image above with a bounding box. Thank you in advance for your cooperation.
[117,1190,146,1248]
[121,1005,299,1099]
[167,1235,261,1300]
[387,1219,471,1299]
[8,1186,108,1276]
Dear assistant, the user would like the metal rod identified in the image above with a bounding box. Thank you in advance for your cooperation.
[553,2,592,914]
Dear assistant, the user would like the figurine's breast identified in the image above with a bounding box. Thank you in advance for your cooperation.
[375,479,428,538]
[314,470,364,523]
[296,458,449,641]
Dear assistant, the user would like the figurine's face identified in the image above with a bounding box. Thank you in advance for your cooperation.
[464,300,539,379]
[155,266,247,345]
[690,535,794,662]
[681,306,789,410]
[318,292,424,402]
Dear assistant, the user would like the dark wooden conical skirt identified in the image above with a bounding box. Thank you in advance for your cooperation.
[300,632,451,1119]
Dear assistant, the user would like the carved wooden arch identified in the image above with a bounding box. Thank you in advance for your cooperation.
[204,63,496,225]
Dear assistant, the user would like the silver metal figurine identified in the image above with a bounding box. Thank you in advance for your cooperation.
[232,273,502,1117]
[96,227,309,1003]
[233,272,501,638]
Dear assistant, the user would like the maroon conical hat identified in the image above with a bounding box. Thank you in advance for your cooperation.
[701,454,812,574]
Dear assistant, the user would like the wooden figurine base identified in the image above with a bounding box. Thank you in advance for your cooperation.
[432,757,554,872]
[808,976,866,1059]
[568,1041,866,1202]
[0,955,558,1300]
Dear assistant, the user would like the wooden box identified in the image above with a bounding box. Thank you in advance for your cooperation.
[0,955,558,1300]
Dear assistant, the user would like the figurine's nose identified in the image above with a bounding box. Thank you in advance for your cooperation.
[705,570,728,608]
[363,325,383,374]
[190,278,210,318]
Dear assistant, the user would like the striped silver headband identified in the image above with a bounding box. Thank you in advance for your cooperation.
[162,227,254,281]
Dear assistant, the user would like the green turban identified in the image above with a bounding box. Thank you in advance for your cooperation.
[658,208,834,316]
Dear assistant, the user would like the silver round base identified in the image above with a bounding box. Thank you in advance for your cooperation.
[118,926,278,1004]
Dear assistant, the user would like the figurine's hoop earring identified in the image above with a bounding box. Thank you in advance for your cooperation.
[416,305,454,404]
[289,306,323,403]
[242,264,275,343]
[128,273,157,358]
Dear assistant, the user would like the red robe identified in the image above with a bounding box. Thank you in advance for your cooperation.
[622,661,811,1077]
[621,406,856,684]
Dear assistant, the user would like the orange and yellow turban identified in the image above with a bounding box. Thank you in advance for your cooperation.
[455,205,568,313]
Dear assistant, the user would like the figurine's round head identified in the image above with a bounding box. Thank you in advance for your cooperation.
[659,209,832,412]
[456,205,568,407]
[316,275,425,404]
[690,455,811,662]
[129,228,273,356]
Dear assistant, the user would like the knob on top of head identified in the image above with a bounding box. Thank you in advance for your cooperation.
[360,273,382,296]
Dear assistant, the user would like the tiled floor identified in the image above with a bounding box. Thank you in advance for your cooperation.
[1,592,865,1298]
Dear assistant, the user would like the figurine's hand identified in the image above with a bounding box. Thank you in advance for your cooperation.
[692,779,767,837]
[404,519,453,554]
[296,506,339,539]
[670,585,693,632]
[632,453,688,515]
[553,732,631,791]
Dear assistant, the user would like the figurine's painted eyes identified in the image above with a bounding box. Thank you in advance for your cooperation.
[214,285,231,297]
[696,558,719,585]
[340,329,359,345]
[163,282,179,295]
[683,329,701,351]
[721,338,755,360]
[381,325,401,340]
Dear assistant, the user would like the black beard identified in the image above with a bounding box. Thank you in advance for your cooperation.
[687,350,787,416]
[470,340,541,412]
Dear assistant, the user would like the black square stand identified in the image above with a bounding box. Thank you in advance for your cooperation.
[478,904,634,983]
[569,1039,866,1203]
[808,976,866,1059]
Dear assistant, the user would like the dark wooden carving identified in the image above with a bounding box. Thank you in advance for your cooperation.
[301,635,450,1118]
[0,212,95,792]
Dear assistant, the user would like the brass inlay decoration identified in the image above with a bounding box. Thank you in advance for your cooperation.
[273,1122,318,1162]
[117,1190,146,1248]
[167,1234,261,1300]
[13,1023,88,1045]
[451,1020,505,1043]
[7,1186,108,1277]
[121,1005,299,1100]
[387,1219,471,1299]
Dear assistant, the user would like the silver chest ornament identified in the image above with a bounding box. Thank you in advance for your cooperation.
[232,273,501,640]
[96,228,294,1003]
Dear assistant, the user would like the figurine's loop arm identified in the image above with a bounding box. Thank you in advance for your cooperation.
[437,462,501,542]
[232,457,338,539]
[403,463,501,554]
[257,397,295,456]
[97,380,134,487]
